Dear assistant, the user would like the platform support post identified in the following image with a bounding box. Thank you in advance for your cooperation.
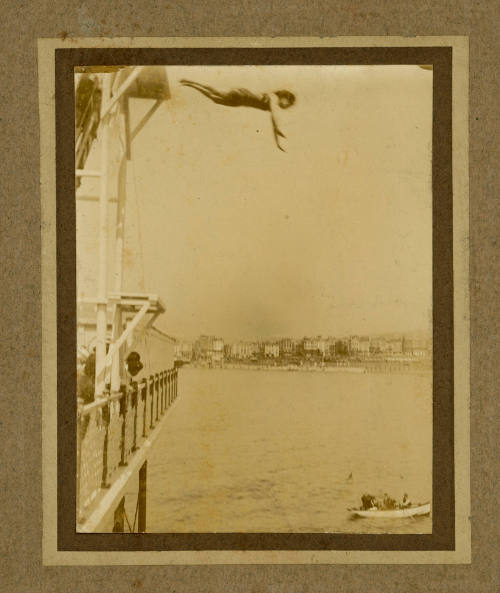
[138,461,147,532]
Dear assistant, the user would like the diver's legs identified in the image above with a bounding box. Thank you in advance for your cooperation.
[180,80,225,103]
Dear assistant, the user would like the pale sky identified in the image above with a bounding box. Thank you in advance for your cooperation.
[77,65,433,341]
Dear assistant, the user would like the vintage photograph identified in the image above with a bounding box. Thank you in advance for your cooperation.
[75,63,433,535]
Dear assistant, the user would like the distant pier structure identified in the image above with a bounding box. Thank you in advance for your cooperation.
[75,67,178,532]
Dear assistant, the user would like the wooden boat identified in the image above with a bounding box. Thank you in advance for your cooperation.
[349,502,430,518]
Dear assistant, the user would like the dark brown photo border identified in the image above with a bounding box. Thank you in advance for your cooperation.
[56,46,453,552]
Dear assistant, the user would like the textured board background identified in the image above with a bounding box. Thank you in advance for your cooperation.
[1,2,499,592]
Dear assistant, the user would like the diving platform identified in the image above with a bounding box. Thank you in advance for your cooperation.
[108,292,166,316]
[75,67,176,532]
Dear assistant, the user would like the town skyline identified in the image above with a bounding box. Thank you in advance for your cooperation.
[172,326,433,344]
[173,329,433,364]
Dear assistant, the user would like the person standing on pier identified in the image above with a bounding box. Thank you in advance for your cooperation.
[77,349,96,405]
[179,79,296,152]
[126,351,144,379]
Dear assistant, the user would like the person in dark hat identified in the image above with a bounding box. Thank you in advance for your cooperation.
[125,351,143,378]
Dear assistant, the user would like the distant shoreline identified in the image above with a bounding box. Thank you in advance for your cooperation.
[179,360,432,375]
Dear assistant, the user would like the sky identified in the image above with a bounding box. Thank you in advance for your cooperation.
[77,65,433,341]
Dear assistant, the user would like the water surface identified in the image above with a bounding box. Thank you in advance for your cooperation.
[146,367,432,533]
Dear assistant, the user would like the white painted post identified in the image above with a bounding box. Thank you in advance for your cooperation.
[100,66,145,120]
[110,306,122,393]
[96,302,150,379]
[110,96,129,393]
[95,74,112,396]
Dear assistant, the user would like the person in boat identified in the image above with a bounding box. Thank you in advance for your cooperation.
[383,493,397,510]
[361,493,378,510]
[179,79,296,152]
[400,493,412,509]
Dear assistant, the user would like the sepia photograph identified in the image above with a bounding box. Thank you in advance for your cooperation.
[0,2,489,586]
[0,0,491,587]
[74,62,434,535]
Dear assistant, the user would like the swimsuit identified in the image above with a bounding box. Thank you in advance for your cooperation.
[224,89,271,111]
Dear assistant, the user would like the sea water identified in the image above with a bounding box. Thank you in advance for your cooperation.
[145,366,432,533]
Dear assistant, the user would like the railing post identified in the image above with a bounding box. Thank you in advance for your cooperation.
[131,381,138,451]
[112,496,125,532]
[163,370,167,410]
[167,369,171,406]
[101,400,111,488]
[149,375,155,429]
[155,373,160,421]
[141,379,147,437]
[119,385,128,466]
[161,373,164,411]
[138,461,147,533]
[174,368,178,400]
[158,371,162,414]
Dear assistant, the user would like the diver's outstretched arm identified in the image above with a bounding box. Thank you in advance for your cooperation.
[270,113,286,152]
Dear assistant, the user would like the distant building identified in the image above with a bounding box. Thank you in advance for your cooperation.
[358,336,370,354]
[403,336,431,357]
[370,337,389,354]
[349,336,371,355]
[194,335,215,360]
[230,342,241,359]
[302,338,319,357]
[301,336,329,358]
[302,338,312,351]
[231,342,257,359]
[332,338,349,356]
[249,342,260,356]
[212,338,225,363]
[279,337,295,355]
[316,337,330,356]
[264,343,280,358]
[303,338,315,353]
[386,337,403,354]
[174,341,193,362]
[325,337,337,356]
